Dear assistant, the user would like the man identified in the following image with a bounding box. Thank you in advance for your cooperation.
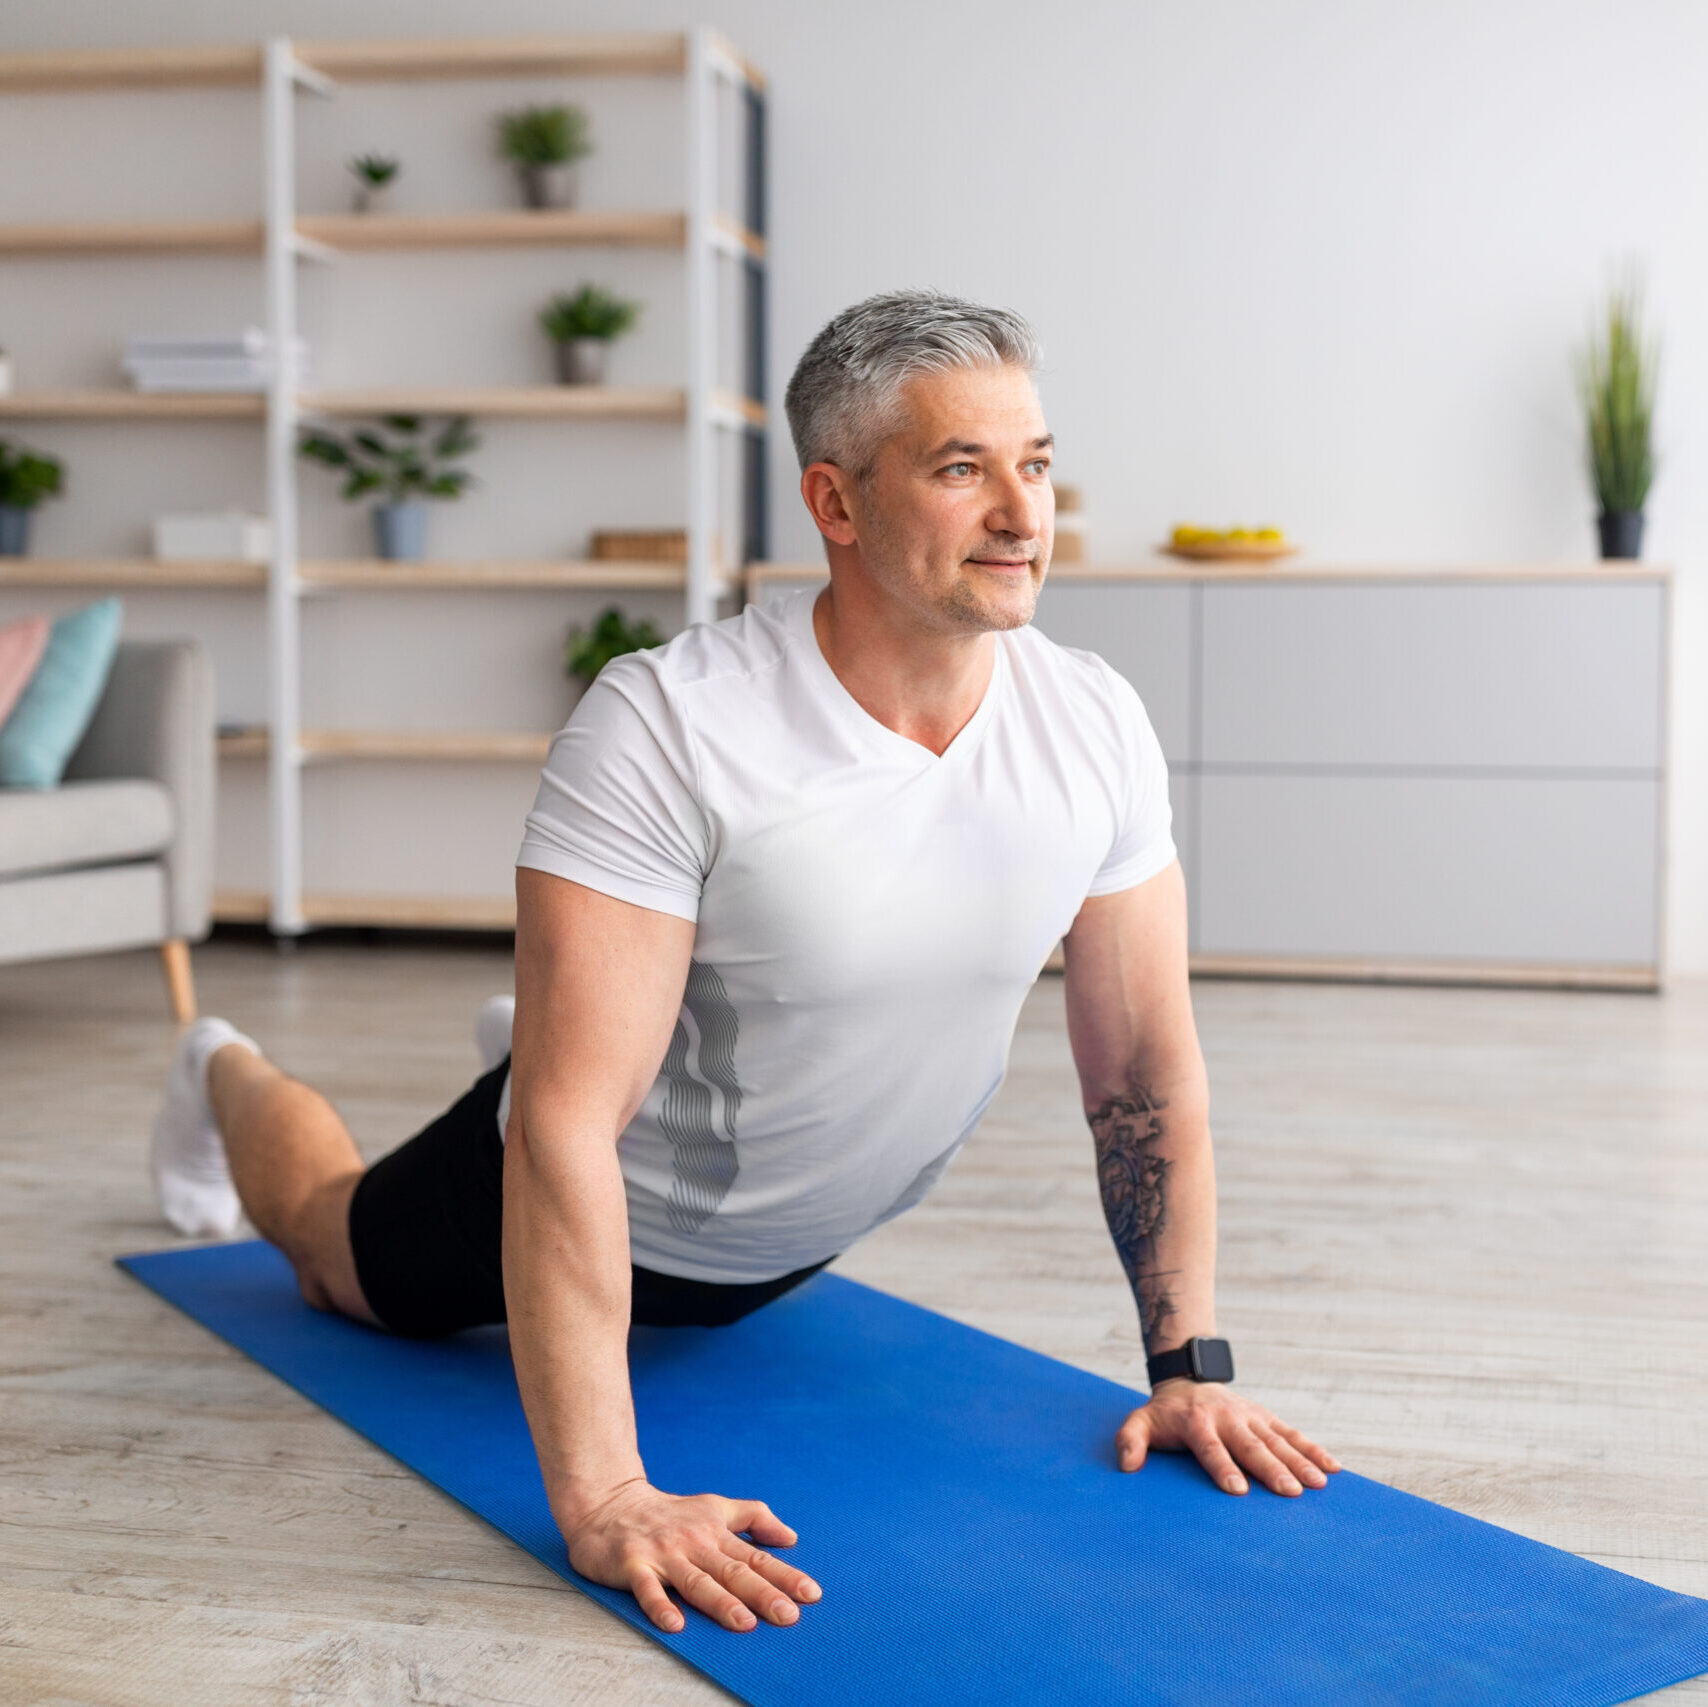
[151,290,1338,1639]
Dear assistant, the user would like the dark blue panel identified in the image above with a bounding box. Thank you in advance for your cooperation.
[119,1241,1708,1707]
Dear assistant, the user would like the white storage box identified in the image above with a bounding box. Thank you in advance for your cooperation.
[152,511,272,563]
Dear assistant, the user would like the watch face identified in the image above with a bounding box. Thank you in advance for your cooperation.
[1191,1338,1235,1383]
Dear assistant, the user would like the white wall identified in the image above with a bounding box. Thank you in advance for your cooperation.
[6,0,1704,970]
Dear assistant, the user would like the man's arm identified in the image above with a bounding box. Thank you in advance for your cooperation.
[505,867,821,1631]
[1063,859,1339,1496]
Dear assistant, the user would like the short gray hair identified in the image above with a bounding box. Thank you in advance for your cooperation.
[784,289,1041,475]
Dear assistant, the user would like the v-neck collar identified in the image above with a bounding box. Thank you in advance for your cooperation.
[785,588,1007,767]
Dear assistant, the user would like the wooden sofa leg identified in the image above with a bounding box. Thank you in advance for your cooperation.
[160,939,197,1026]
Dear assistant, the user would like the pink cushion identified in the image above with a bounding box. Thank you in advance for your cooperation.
[0,616,50,730]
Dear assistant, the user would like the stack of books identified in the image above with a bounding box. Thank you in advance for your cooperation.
[122,329,310,393]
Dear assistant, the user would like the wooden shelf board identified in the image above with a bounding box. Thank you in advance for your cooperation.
[297,209,685,250]
[297,385,684,420]
[713,391,768,429]
[301,559,687,590]
[713,213,767,261]
[0,219,263,256]
[294,33,687,81]
[0,43,262,91]
[212,889,517,930]
[0,391,264,420]
[0,559,265,588]
[220,728,553,762]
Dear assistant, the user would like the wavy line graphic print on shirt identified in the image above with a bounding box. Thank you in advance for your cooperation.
[658,960,744,1235]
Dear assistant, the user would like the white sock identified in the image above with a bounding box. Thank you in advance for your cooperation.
[476,994,515,1072]
[150,1017,259,1238]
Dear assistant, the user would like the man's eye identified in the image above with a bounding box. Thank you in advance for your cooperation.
[1028,460,1051,475]
[943,462,975,477]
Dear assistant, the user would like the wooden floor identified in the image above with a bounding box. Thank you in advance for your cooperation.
[2,938,1705,1704]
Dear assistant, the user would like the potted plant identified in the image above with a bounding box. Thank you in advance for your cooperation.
[566,605,665,686]
[0,438,64,557]
[496,104,592,209]
[348,154,401,215]
[1577,274,1657,560]
[539,285,641,385]
[297,415,479,561]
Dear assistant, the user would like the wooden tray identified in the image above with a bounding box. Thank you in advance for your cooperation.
[1159,540,1300,562]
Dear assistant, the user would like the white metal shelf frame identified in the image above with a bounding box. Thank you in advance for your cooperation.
[0,30,768,936]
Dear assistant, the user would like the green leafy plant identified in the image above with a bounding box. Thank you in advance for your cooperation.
[1577,272,1658,515]
[565,605,665,684]
[540,284,642,344]
[348,154,401,187]
[496,104,592,167]
[0,439,64,508]
[298,415,479,504]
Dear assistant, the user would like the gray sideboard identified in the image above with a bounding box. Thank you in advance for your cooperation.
[747,564,1669,989]
[1034,567,1668,988]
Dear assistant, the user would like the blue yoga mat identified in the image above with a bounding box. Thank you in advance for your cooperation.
[120,1240,1708,1707]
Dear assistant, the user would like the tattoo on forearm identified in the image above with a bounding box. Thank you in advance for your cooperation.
[1089,1088,1179,1348]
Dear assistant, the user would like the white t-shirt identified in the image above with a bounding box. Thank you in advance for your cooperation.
[513,589,1175,1283]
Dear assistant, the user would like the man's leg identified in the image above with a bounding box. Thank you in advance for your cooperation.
[205,1044,378,1324]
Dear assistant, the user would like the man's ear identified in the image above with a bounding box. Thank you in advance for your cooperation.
[800,461,860,547]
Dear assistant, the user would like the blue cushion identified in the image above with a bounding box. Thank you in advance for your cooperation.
[0,597,123,789]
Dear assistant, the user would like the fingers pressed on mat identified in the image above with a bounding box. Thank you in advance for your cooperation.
[676,1559,756,1631]
[1260,1427,1327,1489]
[703,1544,799,1625]
[729,1538,821,1604]
[1230,1426,1302,1496]
[1277,1423,1341,1474]
[1187,1420,1247,1494]
[631,1567,685,1634]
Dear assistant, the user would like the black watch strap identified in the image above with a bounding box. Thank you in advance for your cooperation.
[1146,1336,1235,1387]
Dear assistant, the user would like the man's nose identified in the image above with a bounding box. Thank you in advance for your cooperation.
[987,473,1042,542]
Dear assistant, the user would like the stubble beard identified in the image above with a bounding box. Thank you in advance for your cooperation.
[863,507,1044,636]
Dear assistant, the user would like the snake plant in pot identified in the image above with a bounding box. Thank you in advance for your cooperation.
[298,415,479,561]
[0,438,64,557]
[1577,275,1658,560]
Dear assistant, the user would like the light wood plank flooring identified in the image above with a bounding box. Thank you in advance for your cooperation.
[2,940,1705,1704]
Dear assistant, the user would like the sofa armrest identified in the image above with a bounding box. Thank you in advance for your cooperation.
[63,640,216,941]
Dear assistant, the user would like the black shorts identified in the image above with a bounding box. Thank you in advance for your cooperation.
[347,1058,832,1338]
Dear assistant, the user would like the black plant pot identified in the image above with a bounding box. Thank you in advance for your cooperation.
[1597,510,1645,560]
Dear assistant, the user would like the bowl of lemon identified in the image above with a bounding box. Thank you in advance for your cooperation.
[1161,525,1298,562]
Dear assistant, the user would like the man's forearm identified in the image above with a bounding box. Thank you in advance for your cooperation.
[1086,1064,1217,1357]
[502,1117,645,1524]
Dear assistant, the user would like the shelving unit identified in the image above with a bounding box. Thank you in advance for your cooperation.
[0,30,769,935]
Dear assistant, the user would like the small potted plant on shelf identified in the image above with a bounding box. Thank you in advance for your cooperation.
[0,438,64,557]
[566,605,665,687]
[348,154,401,214]
[496,103,592,209]
[297,415,479,561]
[539,285,641,385]
[1577,271,1658,560]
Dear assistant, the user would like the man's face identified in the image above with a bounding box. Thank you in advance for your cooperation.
[847,363,1054,634]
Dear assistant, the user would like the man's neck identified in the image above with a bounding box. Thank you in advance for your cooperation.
[811,580,996,758]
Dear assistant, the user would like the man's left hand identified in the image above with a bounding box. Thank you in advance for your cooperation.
[1116,1382,1341,1496]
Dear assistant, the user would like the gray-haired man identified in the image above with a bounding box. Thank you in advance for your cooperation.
[151,290,1339,1637]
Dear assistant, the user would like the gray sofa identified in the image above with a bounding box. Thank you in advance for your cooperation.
[0,639,215,1020]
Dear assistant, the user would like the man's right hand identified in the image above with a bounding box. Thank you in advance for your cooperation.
[563,1479,822,1634]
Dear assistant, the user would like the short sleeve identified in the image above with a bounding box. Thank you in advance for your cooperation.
[1085,666,1177,897]
[516,654,708,922]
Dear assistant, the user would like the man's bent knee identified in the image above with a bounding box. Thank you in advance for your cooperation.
[287,1171,382,1327]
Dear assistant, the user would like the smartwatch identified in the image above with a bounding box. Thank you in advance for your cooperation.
[1146,1336,1235,1387]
